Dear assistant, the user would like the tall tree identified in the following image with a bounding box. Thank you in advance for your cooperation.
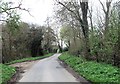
[56,0,90,59]
[99,0,112,35]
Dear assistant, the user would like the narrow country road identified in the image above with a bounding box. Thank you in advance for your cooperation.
[19,54,79,82]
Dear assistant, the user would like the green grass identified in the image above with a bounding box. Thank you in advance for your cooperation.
[6,53,53,65]
[0,64,16,84]
[59,52,120,83]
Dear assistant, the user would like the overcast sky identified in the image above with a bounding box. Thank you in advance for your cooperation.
[6,0,117,25]
[19,0,54,25]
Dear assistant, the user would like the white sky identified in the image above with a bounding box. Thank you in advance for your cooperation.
[4,0,118,25]
[19,0,54,25]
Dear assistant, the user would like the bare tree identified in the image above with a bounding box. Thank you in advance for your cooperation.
[55,0,90,59]
[99,0,112,34]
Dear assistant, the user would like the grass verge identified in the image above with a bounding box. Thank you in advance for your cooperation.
[6,53,53,65]
[0,53,54,84]
[0,64,16,84]
[59,52,120,83]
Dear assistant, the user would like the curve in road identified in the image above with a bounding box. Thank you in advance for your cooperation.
[19,54,79,82]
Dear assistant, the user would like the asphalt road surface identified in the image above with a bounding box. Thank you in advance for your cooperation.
[19,54,79,82]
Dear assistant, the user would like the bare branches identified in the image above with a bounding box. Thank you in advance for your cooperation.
[0,4,30,14]
[57,1,77,18]
[0,0,33,17]
[99,0,106,14]
[99,0,112,14]
[99,0,112,31]
[0,4,21,13]
[56,1,83,26]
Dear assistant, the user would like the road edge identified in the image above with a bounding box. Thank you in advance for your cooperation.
[58,58,91,84]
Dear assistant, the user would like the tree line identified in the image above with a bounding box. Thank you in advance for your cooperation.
[0,1,58,63]
[54,0,120,67]
[2,20,58,63]
[0,0,120,67]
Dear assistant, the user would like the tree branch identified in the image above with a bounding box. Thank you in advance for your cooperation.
[57,1,78,18]
[0,1,33,17]
[57,1,83,26]
[99,0,107,14]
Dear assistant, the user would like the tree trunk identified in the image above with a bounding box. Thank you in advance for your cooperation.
[80,2,90,59]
